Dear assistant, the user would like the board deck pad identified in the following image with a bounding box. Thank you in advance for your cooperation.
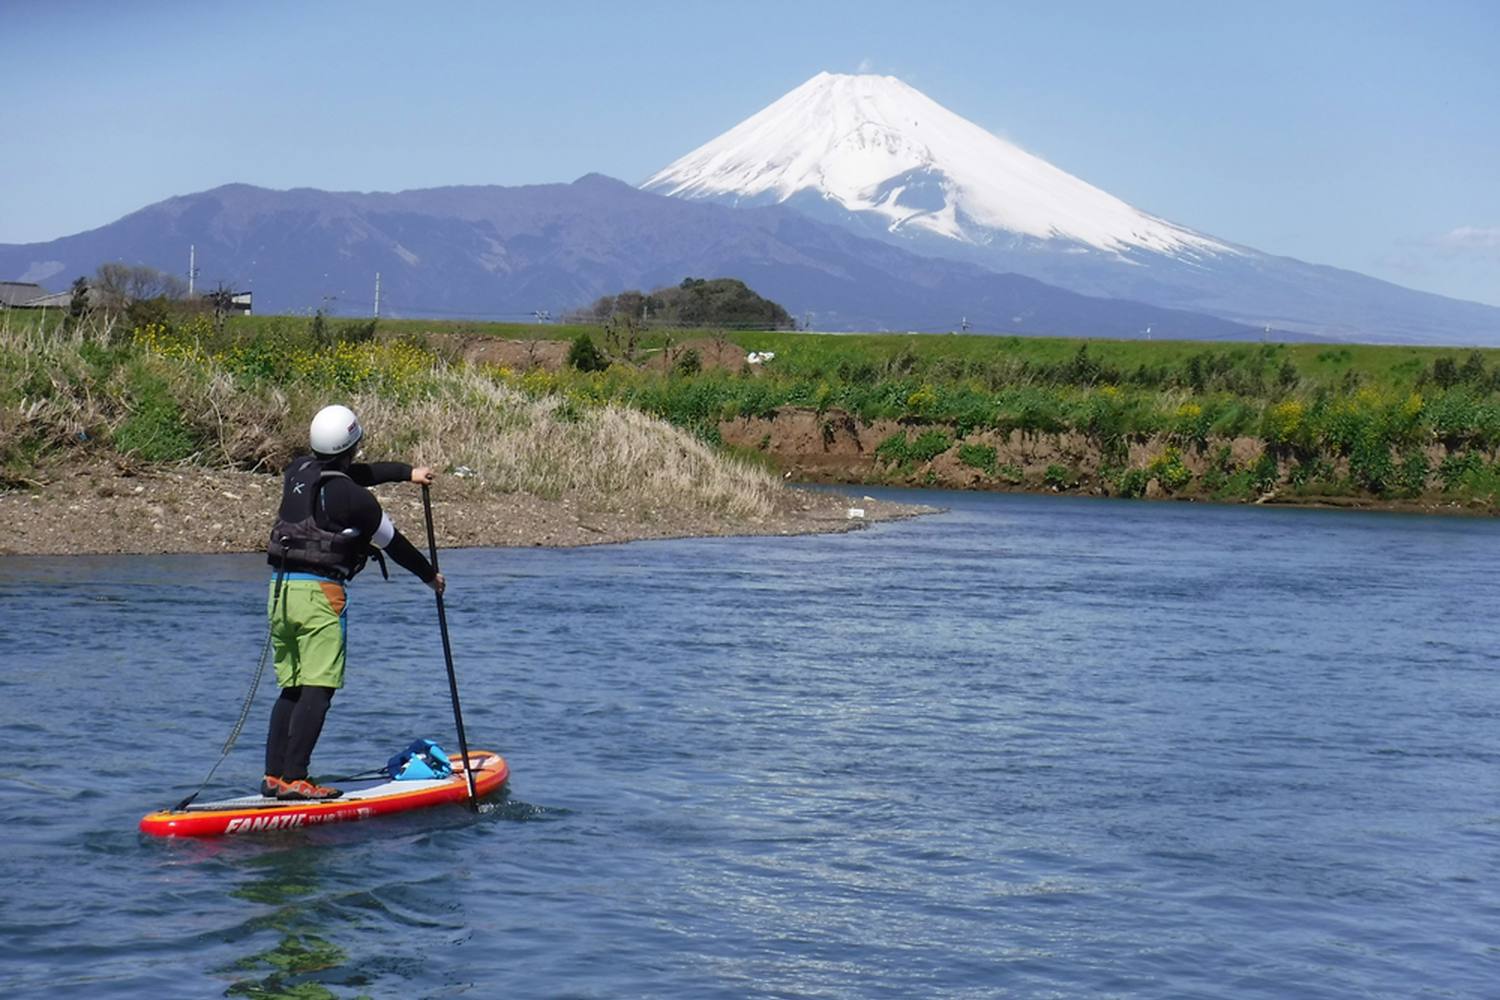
[140,751,509,837]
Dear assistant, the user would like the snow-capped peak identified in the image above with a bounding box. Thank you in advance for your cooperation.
[644,71,1231,258]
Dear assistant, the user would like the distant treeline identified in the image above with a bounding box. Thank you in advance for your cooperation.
[568,277,793,330]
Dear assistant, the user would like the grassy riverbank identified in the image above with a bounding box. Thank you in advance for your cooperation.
[9,309,1500,515]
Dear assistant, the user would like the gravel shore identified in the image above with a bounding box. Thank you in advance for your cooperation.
[0,461,933,557]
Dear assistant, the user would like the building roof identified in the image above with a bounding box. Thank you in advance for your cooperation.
[0,281,51,307]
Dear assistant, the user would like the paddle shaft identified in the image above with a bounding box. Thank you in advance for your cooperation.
[422,484,479,812]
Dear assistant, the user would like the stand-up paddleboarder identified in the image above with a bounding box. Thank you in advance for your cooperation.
[261,404,445,801]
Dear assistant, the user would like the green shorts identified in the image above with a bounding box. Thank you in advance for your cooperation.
[267,576,348,689]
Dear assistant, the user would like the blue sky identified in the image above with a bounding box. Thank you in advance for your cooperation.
[4,1,1497,305]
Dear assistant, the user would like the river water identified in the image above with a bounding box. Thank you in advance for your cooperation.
[1,489,1497,998]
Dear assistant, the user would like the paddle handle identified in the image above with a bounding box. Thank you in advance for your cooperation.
[422,484,479,812]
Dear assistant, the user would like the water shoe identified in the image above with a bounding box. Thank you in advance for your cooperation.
[260,775,291,798]
[276,779,343,801]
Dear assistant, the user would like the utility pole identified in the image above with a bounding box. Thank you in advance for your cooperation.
[373,272,381,318]
[188,244,197,297]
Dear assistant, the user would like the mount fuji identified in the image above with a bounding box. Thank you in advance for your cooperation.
[646,72,1500,345]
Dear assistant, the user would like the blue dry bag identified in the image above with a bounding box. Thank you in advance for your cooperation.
[387,738,454,781]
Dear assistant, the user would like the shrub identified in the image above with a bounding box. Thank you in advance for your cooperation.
[1251,450,1280,492]
[336,318,378,344]
[114,366,197,462]
[1262,399,1307,449]
[1438,451,1485,491]
[309,309,331,347]
[874,429,951,469]
[905,383,938,417]
[1348,431,1394,493]
[1208,401,1257,439]
[1172,401,1211,447]
[1147,448,1193,492]
[124,297,174,336]
[1396,451,1430,497]
[1114,466,1151,498]
[910,429,952,463]
[1288,457,1334,491]
[1043,464,1076,490]
[957,443,998,476]
[567,334,608,373]
[875,432,910,466]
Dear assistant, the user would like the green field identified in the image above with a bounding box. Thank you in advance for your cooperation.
[227,314,1496,397]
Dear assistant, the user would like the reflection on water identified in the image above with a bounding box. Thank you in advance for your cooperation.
[220,849,348,997]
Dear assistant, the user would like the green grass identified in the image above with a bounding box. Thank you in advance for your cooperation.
[223,315,1500,398]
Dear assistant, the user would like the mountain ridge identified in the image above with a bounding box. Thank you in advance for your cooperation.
[0,176,1277,340]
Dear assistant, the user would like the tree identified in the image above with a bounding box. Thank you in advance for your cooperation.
[588,295,616,321]
[93,263,186,314]
[569,277,792,330]
[614,290,646,321]
[67,276,90,327]
[204,283,237,335]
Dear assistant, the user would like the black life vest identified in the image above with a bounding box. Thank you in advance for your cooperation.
[266,457,370,582]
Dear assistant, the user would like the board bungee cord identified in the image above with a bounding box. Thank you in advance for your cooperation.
[170,566,288,811]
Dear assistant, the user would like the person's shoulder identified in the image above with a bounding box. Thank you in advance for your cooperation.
[326,473,380,506]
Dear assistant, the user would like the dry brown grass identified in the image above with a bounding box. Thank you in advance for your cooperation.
[352,370,776,518]
[0,316,117,466]
[1,315,778,518]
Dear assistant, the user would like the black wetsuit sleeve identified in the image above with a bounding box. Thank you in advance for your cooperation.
[384,529,436,583]
[317,477,435,582]
[347,462,412,487]
[317,478,384,539]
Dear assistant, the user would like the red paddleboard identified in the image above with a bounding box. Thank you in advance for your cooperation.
[140,751,509,838]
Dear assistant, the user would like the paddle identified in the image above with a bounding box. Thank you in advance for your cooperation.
[422,483,479,813]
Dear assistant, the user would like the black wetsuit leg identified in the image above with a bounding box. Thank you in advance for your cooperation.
[281,685,335,781]
[264,688,298,777]
[265,686,336,780]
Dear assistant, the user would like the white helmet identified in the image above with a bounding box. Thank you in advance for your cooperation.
[309,404,363,456]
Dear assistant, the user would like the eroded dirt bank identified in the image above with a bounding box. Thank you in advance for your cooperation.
[719,407,1494,516]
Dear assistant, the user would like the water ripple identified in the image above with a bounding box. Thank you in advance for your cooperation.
[3,492,1500,996]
